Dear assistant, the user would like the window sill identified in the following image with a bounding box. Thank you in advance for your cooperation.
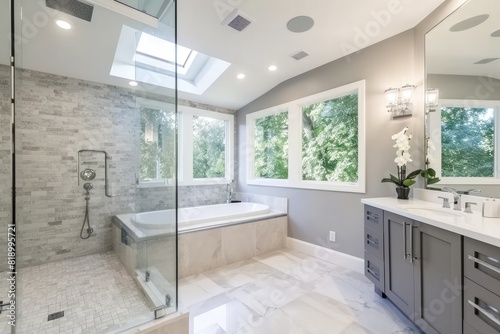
[247,179,365,193]
[137,181,174,188]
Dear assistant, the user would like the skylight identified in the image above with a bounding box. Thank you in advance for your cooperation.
[136,32,192,68]
[110,25,231,95]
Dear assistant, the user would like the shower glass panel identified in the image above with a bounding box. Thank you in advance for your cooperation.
[0,0,13,333]
[12,0,177,332]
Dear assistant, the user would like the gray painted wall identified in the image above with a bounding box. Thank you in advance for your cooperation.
[234,0,468,259]
[427,74,500,101]
[236,30,423,258]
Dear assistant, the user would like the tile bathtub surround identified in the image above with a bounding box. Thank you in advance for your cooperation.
[13,66,236,268]
[178,216,287,279]
[179,249,418,334]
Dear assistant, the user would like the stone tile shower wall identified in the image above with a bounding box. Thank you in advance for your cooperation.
[13,67,236,268]
[0,65,11,272]
[15,69,139,267]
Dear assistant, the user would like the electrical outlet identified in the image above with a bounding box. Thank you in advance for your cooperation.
[329,231,336,242]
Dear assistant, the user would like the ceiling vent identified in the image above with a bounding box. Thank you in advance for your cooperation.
[46,0,94,22]
[292,51,309,61]
[222,9,251,32]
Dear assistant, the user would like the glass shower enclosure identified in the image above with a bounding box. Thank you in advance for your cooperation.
[1,0,179,332]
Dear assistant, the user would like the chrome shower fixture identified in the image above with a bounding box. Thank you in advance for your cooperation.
[80,168,96,181]
[83,182,93,192]
[77,149,114,197]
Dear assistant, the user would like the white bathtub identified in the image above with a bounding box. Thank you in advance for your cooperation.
[132,202,270,230]
[114,202,281,241]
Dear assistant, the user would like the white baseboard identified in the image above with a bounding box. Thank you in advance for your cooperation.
[286,237,364,274]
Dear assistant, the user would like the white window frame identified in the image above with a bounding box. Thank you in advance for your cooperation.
[137,98,176,188]
[429,99,500,185]
[179,106,234,186]
[137,102,234,188]
[246,80,366,193]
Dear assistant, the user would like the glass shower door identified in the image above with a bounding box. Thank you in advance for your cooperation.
[0,0,13,333]
[12,0,178,332]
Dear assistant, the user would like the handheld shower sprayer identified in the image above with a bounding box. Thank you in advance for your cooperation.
[80,182,94,239]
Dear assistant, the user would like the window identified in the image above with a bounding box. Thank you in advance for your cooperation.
[192,116,226,178]
[139,103,234,186]
[140,108,175,182]
[428,99,499,184]
[254,111,289,179]
[246,80,366,193]
[441,106,494,177]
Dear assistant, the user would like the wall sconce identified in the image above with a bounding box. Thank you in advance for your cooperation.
[425,88,439,112]
[385,84,415,117]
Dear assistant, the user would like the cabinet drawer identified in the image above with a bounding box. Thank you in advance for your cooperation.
[364,226,383,260]
[464,278,500,334]
[464,237,500,296]
[364,251,385,292]
[365,205,384,234]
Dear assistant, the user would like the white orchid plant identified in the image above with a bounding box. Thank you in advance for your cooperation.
[381,127,440,188]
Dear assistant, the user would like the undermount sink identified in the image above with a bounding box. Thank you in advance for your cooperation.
[398,205,466,218]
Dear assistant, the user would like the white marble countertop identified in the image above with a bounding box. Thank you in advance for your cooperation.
[361,197,500,247]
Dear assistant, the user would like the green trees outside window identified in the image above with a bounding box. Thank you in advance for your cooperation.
[140,108,175,181]
[441,107,494,177]
[302,94,358,182]
[193,116,226,178]
[254,112,289,179]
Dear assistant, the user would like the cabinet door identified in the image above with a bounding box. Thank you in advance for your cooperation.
[414,222,462,334]
[384,212,415,318]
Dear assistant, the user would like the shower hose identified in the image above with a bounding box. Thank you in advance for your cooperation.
[80,184,94,239]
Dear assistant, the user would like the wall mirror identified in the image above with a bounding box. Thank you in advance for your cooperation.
[425,0,500,197]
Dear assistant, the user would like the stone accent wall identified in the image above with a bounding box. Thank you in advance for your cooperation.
[8,66,235,268]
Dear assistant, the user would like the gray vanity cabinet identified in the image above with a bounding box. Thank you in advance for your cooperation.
[384,212,416,317]
[414,222,462,334]
[364,206,385,295]
[463,237,500,333]
[382,211,462,334]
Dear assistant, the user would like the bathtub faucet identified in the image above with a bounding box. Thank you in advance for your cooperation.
[226,182,233,203]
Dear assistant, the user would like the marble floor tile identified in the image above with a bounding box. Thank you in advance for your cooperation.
[180,248,418,334]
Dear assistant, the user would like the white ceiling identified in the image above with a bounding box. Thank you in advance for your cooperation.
[426,0,500,80]
[0,0,446,110]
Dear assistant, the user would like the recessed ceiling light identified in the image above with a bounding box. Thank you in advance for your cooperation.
[491,29,500,37]
[268,65,277,71]
[129,81,138,87]
[237,73,245,79]
[56,20,72,30]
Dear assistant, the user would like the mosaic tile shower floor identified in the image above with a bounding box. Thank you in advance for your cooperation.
[0,252,153,334]
[179,249,418,334]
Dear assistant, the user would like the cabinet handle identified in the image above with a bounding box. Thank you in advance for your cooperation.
[468,255,500,274]
[410,225,418,263]
[366,235,379,246]
[409,223,414,263]
[366,267,379,278]
[403,222,409,260]
[468,299,500,327]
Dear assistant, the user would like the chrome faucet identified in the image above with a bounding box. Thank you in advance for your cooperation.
[226,182,233,203]
[443,187,461,211]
